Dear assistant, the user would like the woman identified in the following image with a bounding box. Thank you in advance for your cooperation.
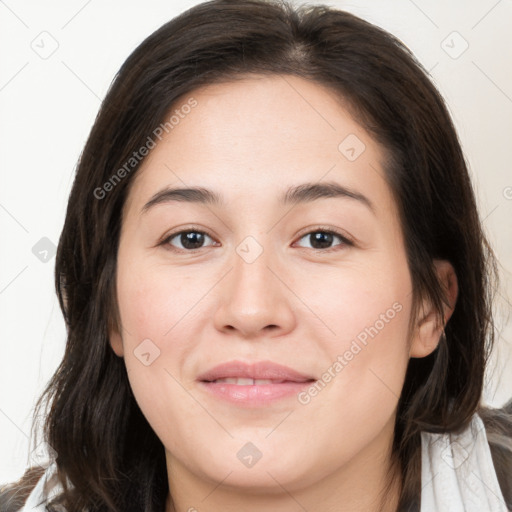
[1,0,511,510]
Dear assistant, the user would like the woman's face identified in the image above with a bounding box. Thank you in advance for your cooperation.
[110,74,433,499]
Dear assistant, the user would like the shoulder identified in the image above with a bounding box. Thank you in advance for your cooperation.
[479,398,512,510]
[0,462,63,512]
[0,466,46,512]
[421,398,512,511]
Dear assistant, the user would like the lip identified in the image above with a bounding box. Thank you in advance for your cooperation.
[197,360,316,407]
[197,360,315,383]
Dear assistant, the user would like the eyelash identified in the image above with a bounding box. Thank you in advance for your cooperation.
[160,226,354,253]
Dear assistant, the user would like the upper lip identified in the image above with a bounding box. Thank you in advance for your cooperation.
[197,360,316,383]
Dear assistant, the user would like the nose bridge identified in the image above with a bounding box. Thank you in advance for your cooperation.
[213,233,296,337]
[231,234,277,306]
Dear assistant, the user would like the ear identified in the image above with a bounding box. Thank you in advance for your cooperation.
[108,318,125,357]
[409,259,458,358]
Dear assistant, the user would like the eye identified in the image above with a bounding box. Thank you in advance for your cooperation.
[163,229,217,251]
[294,229,352,251]
[161,227,353,252]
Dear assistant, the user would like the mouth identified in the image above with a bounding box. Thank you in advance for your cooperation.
[197,360,316,407]
[204,377,309,385]
[197,359,315,382]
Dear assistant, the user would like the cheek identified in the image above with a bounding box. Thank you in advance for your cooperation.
[299,257,412,416]
[114,245,231,407]
[116,256,203,343]
[291,280,412,482]
[298,256,411,348]
[318,298,411,409]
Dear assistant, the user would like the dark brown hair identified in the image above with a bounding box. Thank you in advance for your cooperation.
[2,1,511,511]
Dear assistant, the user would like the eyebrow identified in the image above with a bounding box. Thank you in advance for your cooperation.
[141,181,375,214]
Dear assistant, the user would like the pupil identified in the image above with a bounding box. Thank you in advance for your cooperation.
[182,232,204,249]
[311,232,332,249]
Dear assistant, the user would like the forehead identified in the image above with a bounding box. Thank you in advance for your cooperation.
[124,74,393,215]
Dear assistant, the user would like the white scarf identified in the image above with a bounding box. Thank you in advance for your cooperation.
[19,413,508,511]
[421,412,508,511]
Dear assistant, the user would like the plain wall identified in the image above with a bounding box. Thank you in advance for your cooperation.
[1,0,511,485]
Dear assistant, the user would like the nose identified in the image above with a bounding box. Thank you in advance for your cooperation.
[213,240,296,339]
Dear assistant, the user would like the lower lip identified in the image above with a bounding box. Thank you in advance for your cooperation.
[198,381,314,407]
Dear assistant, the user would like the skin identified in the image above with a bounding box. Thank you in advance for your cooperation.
[109,74,458,512]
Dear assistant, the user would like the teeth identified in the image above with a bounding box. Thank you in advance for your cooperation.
[212,378,280,385]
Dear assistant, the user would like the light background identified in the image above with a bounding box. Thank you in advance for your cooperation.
[0,0,511,485]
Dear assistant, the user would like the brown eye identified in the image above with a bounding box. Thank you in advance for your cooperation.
[164,230,215,251]
[295,230,351,251]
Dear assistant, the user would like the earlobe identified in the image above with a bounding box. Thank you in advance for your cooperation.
[409,313,444,358]
[108,321,125,357]
[409,259,458,358]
